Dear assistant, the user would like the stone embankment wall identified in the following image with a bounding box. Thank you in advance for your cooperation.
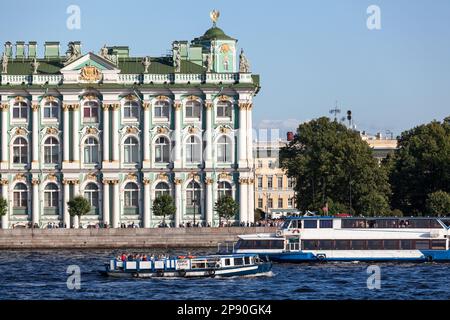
[0,227,277,249]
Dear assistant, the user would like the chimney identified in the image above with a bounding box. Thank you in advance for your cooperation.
[44,41,60,59]
[15,41,25,59]
[28,42,37,58]
[4,41,12,58]
[287,132,294,141]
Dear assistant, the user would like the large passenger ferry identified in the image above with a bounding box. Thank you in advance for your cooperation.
[223,216,450,262]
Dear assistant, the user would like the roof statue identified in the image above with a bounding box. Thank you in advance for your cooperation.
[210,10,220,27]
[64,42,81,65]
[31,58,39,74]
[1,52,8,74]
[173,43,181,73]
[142,56,151,73]
[99,44,118,66]
[205,52,212,73]
[239,49,250,73]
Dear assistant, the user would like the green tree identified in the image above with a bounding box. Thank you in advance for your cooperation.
[390,118,450,215]
[152,194,176,226]
[426,191,450,217]
[280,117,391,216]
[67,196,91,228]
[0,197,7,217]
[214,195,239,225]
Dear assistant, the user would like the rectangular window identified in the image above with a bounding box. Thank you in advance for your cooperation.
[234,258,244,266]
[267,177,273,189]
[383,240,399,250]
[258,198,263,208]
[287,198,293,208]
[288,178,294,188]
[278,198,283,208]
[342,219,367,228]
[318,240,333,250]
[277,177,283,189]
[415,240,430,250]
[302,240,318,250]
[257,177,263,189]
[267,198,273,209]
[319,220,333,228]
[351,240,366,250]
[431,240,446,250]
[303,220,317,229]
[367,240,383,250]
[335,240,351,250]
[400,240,413,250]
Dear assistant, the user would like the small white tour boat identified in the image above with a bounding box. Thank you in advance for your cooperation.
[101,253,272,278]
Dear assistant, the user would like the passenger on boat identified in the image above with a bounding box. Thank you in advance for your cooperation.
[142,255,148,261]
[121,253,127,261]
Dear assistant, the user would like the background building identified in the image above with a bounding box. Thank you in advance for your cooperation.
[0,15,260,229]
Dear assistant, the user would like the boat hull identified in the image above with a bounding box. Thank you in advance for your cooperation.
[263,250,450,263]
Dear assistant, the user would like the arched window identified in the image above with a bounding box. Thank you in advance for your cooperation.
[12,137,28,164]
[124,137,139,163]
[43,101,59,119]
[123,101,139,119]
[217,136,232,163]
[124,182,138,207]
[12,101,27,119]
[155,136,170,163]
[155,182,170,198]
[154,100,169,119]
[185,100,201,119]
[13,183,27,208]
[218,181,232,199]
[44,137,59,164]
[186,180,201,213]
[186,136,201,163]
[217,100,232,118]
[44,183,58,208]
[83,101,99,122]
[84,183,99,208]
[84,137,99,164]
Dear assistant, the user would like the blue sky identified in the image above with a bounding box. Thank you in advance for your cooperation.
[1,0,449,137]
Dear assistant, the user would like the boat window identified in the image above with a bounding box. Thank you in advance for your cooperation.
[318,240,333,250]
[367,220,377,228]
[255,240,271,249]
[319,220,333,228]
[431,240,446,250]
[290,220,299,229]
[400,240,413,249]
[440,219,450,228]
[415,240,430,250]
[224,258,231,266]
[302,240,318,250]
[367,240,383,250]
[234,257,244,266]
[303,220,317,229]
[335,240,351,250]
[409,219,431,229]
[244,256,251,265]
[270,240,285,249]
[384,240,399,250]
[342,219,366,228]
[351,240,366,250]
[374,219,398,228]
[235,240,254,249]
[430,219,443,229]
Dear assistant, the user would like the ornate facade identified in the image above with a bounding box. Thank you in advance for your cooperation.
[0,15,260,228]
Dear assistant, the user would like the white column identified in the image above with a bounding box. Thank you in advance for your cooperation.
[143,103,150,164]
[239,178,248,223]
[174,102,182,168]
[1,181,9,229]
[238,102,247,167]
[63,181,70,228]
[175,179,182,227]
[72,105,80,163]
[31,104,39,163]
[112,181,119,228]
[205,102,213,168]
[111,106,119,162]
[247,179,255,223]
[1,105,8,162]
[102,105,109,162]
[246,104,254,168]
[102,181,110,227]
[206,178,213,227]
[143,180,151,228]
[32,179,39,227]
[63,105,70,162]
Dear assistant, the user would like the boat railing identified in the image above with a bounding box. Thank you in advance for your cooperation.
[217,241,236,254]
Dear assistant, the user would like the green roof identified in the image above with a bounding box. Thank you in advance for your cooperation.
[200,27,235,41]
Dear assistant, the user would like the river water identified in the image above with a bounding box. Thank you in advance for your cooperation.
[0,249,449,300]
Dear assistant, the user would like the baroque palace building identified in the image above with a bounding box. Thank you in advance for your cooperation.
[0,14,260,229]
